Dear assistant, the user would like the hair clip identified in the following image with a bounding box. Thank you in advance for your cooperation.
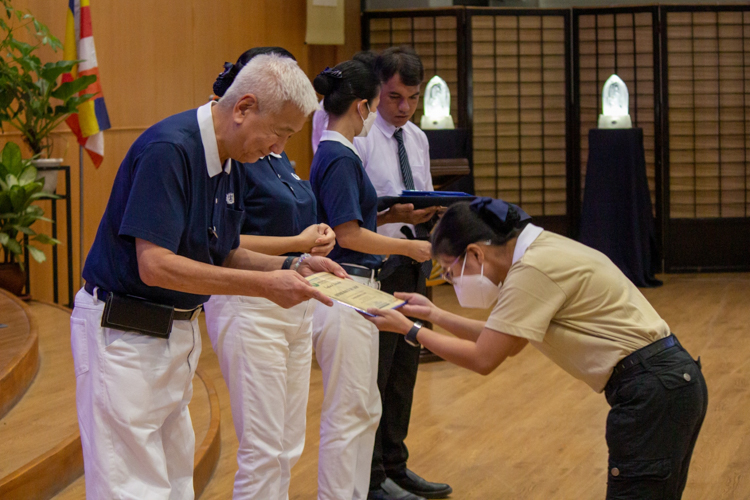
[217,62,235,79]
[321,67,343,79]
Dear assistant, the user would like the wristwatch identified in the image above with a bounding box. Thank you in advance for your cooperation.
[405,321,423,347]
[281,256,296,270]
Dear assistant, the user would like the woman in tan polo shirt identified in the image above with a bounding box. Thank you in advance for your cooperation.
[365,197,707,500]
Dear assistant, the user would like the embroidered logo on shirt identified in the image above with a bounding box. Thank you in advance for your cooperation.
[226,193,235,204]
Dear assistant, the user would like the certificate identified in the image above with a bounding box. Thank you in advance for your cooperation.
[306,272,405,316]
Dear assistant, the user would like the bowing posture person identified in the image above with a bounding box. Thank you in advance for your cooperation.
[72,54,344,500]
[366,198,708,500]
[203,47,335,500]
[309,60,432,500]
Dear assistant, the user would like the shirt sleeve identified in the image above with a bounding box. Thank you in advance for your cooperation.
[317,157,365,229]
[485,263,567,342]
[119,142,189,253]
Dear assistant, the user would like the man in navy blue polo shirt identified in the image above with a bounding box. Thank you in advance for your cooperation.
[70,54,344,500]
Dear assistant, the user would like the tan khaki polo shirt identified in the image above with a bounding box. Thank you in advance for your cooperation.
[485,230,670,393]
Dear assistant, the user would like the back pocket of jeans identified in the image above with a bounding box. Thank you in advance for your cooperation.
[656,361,704,427]
[70,317,89,377]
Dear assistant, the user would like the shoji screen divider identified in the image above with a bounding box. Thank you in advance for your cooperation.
[661,5,750,271]
[466,8,572,235]
[362,8,469,129]
[572,7,662,242]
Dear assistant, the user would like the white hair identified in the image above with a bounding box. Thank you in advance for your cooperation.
[219,53,318,116]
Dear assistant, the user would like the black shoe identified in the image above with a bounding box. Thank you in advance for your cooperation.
[368,478,427,500]
[389,469,453,499]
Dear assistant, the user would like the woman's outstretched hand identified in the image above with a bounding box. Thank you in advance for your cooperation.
[364,308,414,334]
[394,292,437,322]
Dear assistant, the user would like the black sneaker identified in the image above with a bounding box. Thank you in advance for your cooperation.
[368,478,427,500]
[389,469,453,499]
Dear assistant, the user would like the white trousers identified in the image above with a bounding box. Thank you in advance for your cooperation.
[70,288,201,500]
[204,295,314,500]
[312,276,382,500]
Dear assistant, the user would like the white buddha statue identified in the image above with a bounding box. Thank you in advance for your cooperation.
[421,75,455,130]
[598,74,632,129]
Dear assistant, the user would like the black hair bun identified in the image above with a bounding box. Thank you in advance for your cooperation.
[313,67,343,96]
[213,62,238,97]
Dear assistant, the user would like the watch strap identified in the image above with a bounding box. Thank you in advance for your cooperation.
[281,256,296,270]
[405,321,422,347]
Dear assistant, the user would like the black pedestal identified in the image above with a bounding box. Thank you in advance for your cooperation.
[580,128,661,288]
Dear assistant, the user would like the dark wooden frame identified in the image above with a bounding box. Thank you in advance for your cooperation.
[464,7,573,236]
[660,5,750,272]
[361,5,750,272]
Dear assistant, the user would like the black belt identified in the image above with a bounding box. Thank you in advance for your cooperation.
[610,334,678,380]
[341,264,379,280]
[84,282,202,321]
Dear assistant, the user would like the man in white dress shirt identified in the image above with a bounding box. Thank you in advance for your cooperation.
[356,47,453,500]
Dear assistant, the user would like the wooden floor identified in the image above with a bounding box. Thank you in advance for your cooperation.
[195,273,750,500]
[15,273,749,499]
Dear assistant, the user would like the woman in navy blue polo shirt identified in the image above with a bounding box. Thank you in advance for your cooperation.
[309,60,432,500]
[203,47,336,500]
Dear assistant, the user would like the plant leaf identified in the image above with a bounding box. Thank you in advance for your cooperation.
[40,60,76,83]
[51,74,97,101]
[2,142,22,175]
[32,233,59,245]
[13,224,35,236]
[27,244,46,263]
[18,165,37,186]
[9,184,26,211]
[5,237,22,255]
[0,232,8,246]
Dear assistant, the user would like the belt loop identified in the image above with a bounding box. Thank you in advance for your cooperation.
[92,286,100,305]
[635,346,654,372]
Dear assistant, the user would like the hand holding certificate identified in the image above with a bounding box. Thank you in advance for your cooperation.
[305,272,405,316]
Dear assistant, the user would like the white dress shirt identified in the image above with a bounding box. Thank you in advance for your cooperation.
[354,112,433,239]
[311,99,328,154]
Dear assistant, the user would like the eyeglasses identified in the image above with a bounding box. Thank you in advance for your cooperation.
[440,251,467,284]
[439,240,492,284]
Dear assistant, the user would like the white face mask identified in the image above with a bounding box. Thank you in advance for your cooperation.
[452,255,500,309]
[357,102,376,138]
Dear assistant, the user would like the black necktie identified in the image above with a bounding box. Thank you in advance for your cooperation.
[394,128,415,191]
[394,128,433,277]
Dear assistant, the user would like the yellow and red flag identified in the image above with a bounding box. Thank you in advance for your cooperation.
[63,0,110,167]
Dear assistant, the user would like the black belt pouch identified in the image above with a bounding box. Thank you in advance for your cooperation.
[101,292,174,339]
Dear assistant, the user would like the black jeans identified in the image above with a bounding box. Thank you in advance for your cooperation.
[605,336,708,499]
[370,258,426,489]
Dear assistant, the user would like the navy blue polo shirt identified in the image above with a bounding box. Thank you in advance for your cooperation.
[83,104,245,309]
[241,152,316,253]
[309,134,382,269]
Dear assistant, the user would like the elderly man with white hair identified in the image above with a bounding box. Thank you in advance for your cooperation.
[71,53,344,500]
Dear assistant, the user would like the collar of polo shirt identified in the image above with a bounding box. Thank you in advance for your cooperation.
[511,223,544,265]
[320,130,362,161]
[197,101,232,177]
[258,152,283,160]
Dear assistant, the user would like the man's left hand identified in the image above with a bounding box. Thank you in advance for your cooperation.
[296,255,348,279]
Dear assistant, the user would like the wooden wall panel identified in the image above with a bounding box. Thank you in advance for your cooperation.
[471,13,568,217]
[666,10,750,219]
[3,0,360,304]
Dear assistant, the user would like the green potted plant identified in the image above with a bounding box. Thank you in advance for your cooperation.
[0,141,59,294]
[0,0,96,191]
